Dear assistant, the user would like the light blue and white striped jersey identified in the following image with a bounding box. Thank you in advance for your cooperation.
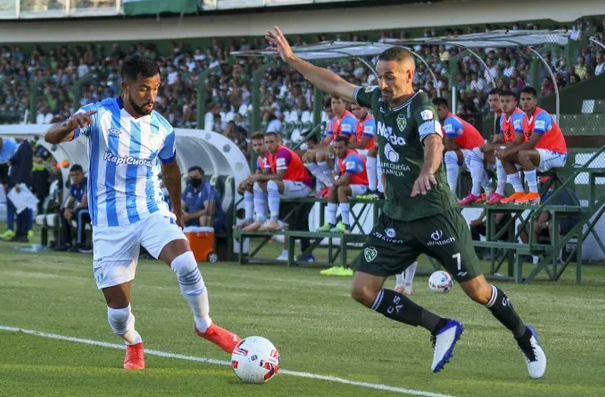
[71,97,176,227]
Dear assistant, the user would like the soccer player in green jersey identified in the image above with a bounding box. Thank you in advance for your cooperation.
[266,26,546,378]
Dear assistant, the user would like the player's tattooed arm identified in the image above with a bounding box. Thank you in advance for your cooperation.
[161,161,185,228]
[45,110,97,144]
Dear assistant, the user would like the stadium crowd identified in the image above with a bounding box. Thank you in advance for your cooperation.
[0,17,603,144]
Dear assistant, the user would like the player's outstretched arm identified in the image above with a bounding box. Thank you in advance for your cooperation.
[266,26,357,102]
[45,111,97,144]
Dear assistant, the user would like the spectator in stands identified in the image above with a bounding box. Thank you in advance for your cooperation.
[6,138,33,242]
[53,164,88,251]
[595,53,604,76]
[182,166,226,232]
[574,57,589,80]
[0,137,18,240]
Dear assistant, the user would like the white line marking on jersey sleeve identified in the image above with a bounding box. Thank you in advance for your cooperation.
[0,325,462,397]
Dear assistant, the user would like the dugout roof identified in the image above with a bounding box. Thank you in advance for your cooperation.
[383,29,571,48]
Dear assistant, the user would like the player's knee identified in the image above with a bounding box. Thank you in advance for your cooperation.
[253,182,263,193]
[444,151,458,167]
[465,284,492,305]
[170,251,204,286]
[350,283,379,307]
[199,216,208,226]
[267,180,279,194]
[518,150,531,163]
[337,186,348,200]
[107,305,134,336]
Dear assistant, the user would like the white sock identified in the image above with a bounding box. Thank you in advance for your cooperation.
[395,272,405,286]
[404,262,418,291]
[377,157,384,193]
[524,169,538,193]
[267,180,281,221]
[444,151,459,194]
[171,251,212,333]
[253,183,267,222]
[243,191,254,221]
[507,172,525,193]
[469,150,486,197]
[339,203,351,226]
[327,202,337,225]
[496,159,507,196]
[366,156,378,191]
[307,162,330,188]
[317,162,334,187]
[107,305,143,345]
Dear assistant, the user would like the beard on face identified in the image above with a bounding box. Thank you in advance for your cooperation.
[129,95,153,116]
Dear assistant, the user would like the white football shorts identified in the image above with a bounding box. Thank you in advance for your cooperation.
[92,209,187,289]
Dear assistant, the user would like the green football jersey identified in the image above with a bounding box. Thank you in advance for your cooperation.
[354,86,456,221]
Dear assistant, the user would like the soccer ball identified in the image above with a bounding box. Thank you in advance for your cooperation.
[428,271,453,293]
[231,336,280,384]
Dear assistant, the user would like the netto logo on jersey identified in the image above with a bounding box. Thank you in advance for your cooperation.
[377,121,406,146]
[427,229,456,246]
[103,151,154,167]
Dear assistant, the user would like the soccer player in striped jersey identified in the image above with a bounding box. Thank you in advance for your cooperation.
[236,132,267,229]
[498,86,568,204]
[44,57,240,370]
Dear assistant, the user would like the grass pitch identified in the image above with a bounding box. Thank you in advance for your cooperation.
[1,238,604,397]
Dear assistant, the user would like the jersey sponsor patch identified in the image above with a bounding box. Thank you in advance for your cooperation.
[276,158,287,168]
[419,121,442,140]
[420,110,434,121]
[535,120,546,131]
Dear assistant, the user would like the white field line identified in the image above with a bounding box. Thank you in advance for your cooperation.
[0,325,463,397]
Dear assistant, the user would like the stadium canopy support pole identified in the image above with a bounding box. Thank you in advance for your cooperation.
[511,41,560,121]
[312,85,323,126]
[528,47,559,121]
[252,62,274,134]
[73,73,96,112]
[195,65,221,130]
[463,47,497,89]
[28,75,51,124]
